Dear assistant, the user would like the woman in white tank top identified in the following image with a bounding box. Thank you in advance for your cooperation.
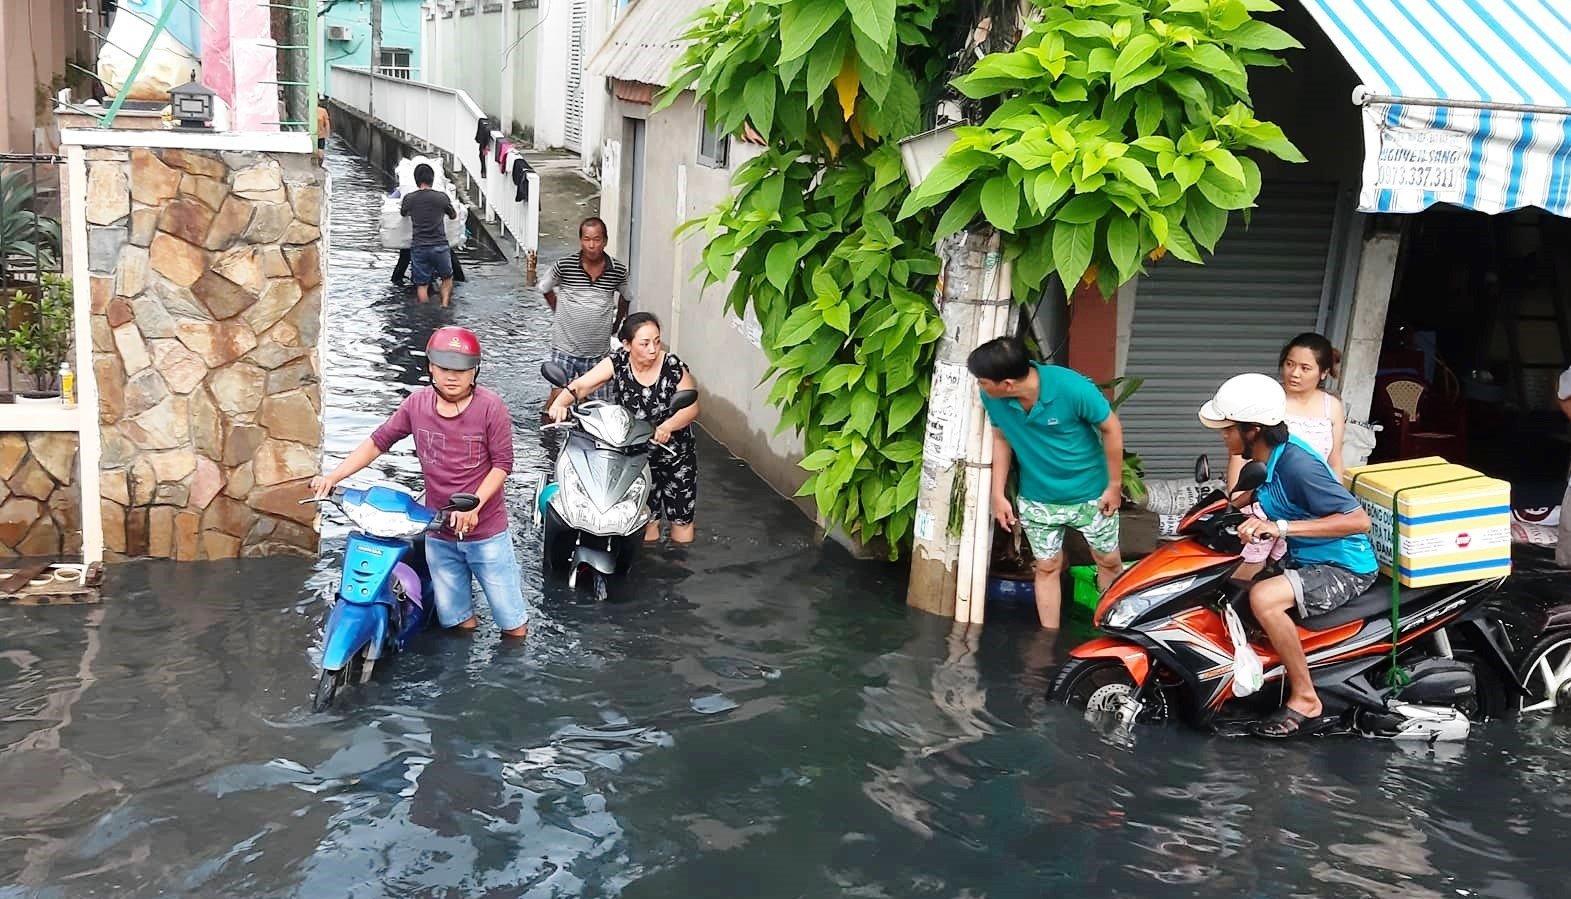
[1232,333,1345,566]
[1278,332,1344,476]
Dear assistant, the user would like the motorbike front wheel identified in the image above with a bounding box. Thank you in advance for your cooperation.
[1051,657,1169,723]
[313,667,347,712]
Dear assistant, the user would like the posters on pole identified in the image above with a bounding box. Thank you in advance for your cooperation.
[923,361,970,466]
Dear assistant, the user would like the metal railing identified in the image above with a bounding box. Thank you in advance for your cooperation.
[328,65,539,257]
[0,149,71,398]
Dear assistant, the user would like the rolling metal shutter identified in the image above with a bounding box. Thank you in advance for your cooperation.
[1120,182,1342,477]
[564,0,587,151]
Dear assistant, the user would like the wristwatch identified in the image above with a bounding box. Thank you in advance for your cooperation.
[1275,519,1290,538]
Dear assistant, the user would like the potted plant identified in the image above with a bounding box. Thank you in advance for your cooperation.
[0,168,62,290]
[6,274,73,402]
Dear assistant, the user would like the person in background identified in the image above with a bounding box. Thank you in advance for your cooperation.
[315,98,330,165]
[546,313,701,544]
[401,163,459,307]
[312,327,529,638]
[393,246,465,287]
[1229,332,1346,573]
[968,338,1125,630]
[539,217,633,412]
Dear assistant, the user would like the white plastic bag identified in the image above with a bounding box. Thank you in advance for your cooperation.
[1224,604,1264,697]
[379,197,412,249]
[444,202,466,248]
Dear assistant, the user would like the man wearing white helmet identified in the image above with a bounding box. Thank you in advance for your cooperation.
[1200,373,1378,739]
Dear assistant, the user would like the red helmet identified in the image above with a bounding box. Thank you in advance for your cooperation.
[426,326,482,370]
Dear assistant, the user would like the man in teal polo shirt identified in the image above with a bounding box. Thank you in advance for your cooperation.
[968,338,1125,629]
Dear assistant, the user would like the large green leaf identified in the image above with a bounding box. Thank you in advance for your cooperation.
[1106,215,1142,284]
[846,0,896,51]
[897,151,990,219]
[935,182,982,239]
[1182,195,1227,252]
[979,174,1022,232]
[743,74,777,140]
[805,27,852,98]
[765,239,800,292]
[773,303,824,349]
[1052,220,1095,295]
[1224,20,1302,51]
[880,440,924,463]
[886,388,926,434]
[780,0,845,64]
[1110,34,1160,90]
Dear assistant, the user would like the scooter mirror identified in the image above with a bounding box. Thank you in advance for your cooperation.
[1233,460,1268,496]
[1194,454,1210,485]
[668,389,698,413]
[447,493,481,512]
[540,361,571,388]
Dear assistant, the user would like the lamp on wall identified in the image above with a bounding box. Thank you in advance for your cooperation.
[170,76,216,131]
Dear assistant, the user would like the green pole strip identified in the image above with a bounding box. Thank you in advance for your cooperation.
[99,0,183,129]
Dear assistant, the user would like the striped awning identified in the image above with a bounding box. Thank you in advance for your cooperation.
[1297,0,1571,217]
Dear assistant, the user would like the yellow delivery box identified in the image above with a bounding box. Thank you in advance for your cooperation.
[1342,457,1512,588]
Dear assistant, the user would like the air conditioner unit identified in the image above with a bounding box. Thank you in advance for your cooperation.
[326,24,353,41]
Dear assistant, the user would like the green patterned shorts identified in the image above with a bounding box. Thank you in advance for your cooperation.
[1017,497,1120,561]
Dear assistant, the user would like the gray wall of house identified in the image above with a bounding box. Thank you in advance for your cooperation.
[600,92,813,517]
[422,5,540,143]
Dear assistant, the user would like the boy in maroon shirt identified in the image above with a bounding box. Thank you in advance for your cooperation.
[312,327,528,637]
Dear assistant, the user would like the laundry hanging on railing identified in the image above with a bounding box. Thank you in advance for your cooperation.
[474,116,492,176]
[512,156,535,202]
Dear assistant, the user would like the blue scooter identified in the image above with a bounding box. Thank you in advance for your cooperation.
[304,484,479,711]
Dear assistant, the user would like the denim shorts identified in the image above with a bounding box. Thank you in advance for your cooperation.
[410,244,453,286]
[424,531,530,631]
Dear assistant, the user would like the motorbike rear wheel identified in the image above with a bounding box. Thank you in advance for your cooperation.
[1515,632,1571,715]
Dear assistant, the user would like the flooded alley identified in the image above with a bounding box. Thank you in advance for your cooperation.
[5,145,1571,898]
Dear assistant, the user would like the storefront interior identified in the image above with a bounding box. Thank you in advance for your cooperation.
[1376,207,1571,512]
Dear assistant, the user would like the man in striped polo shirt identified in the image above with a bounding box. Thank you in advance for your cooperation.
[540,217,633,409]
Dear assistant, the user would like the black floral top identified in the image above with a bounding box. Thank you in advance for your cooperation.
[609,349,696,455]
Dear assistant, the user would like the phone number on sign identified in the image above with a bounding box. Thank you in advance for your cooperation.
[1376,164,1462,191]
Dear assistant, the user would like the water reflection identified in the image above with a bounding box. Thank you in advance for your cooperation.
[3,144,1571,897]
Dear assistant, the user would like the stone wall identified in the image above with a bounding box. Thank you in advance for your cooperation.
[0,433,81,558]
[84,146,324,561]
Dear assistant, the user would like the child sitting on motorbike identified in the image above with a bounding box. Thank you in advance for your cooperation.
[1198,374,1378,738]
[311,327,529,639]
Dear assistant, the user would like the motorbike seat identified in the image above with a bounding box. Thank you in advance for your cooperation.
[1295,579,1442,631]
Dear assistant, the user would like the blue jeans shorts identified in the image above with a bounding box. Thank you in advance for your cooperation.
[424,531,529,631]
[410,244,454,287]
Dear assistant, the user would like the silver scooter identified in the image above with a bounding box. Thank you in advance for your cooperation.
[533,361,697,599]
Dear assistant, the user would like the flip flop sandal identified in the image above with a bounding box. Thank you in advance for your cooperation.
[1252,706,1335,740]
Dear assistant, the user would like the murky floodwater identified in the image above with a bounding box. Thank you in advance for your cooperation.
[5,145,1571,897]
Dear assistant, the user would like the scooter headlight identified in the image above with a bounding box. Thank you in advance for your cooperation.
[599,476,649,533]
[344,503,429,539]
[554,466,650,535]
[1103,574,1203,629]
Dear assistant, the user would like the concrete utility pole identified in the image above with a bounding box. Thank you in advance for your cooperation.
[906,229,1014,623]
[368,0,382,118]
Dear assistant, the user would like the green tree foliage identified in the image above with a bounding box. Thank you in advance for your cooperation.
[662,0,957,553]
[898,0,1306,303]
[664,0,1301,555]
